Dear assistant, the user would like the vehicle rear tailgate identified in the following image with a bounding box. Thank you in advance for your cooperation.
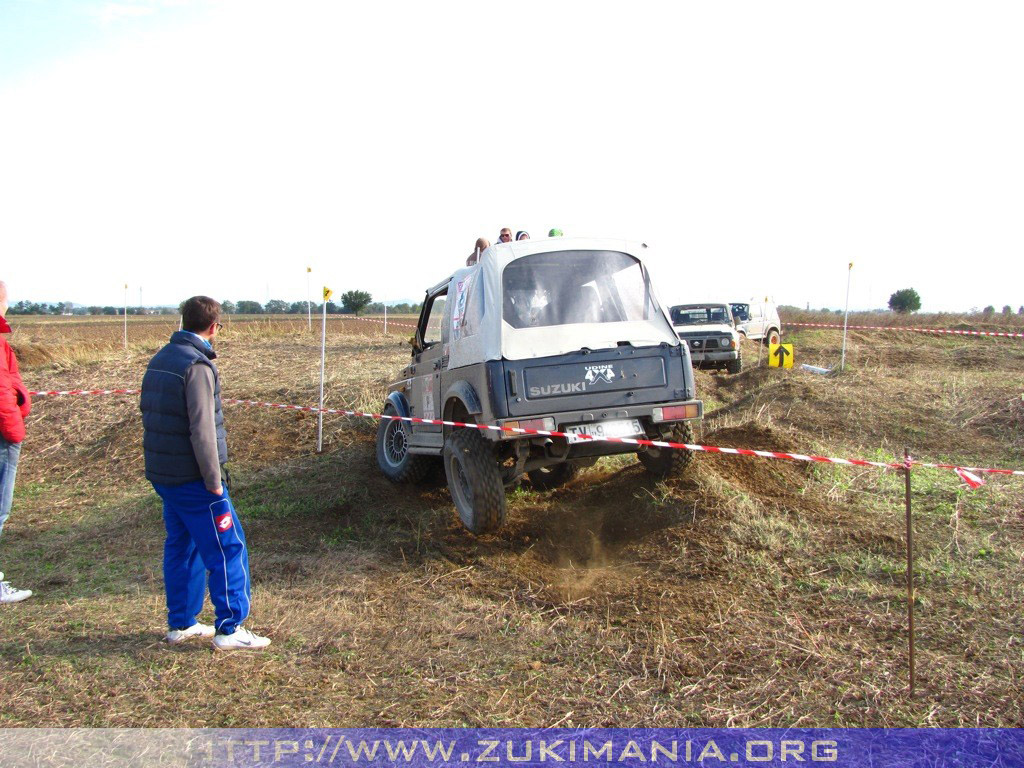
[503,345,693,418]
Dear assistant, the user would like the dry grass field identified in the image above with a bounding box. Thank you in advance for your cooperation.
[0,312,1022,727]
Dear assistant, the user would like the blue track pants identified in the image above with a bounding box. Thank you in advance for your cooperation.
[152,480,251,634]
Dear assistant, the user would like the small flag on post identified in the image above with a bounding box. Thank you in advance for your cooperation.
[954,467,985,490]
[307,267,312,273]
[323,286,333,301]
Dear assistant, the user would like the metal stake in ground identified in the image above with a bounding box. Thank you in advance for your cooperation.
[306,266,312,332]
[840,261,853,371]
[905,446,915,696]
[318,285,332,453]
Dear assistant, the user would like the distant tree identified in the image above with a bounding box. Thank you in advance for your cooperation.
[102,306,118,315]
[982,305,995,316]
[888,288,921,314]
[326,301,341,314]
[221,300,236,315]
[87,306,103,315]
[264,299,289,314]
[235,300,263,314]
[287,301,307,314]
[1001,305,1012,316]
[341,290,373,314]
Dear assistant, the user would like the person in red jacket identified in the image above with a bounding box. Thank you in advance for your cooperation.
[0,281,32,604]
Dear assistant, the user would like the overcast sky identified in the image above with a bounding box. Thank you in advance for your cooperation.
[1,0,1021,312]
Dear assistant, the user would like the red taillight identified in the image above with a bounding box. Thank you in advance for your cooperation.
[519,417,554,431]
[654,404,700,422]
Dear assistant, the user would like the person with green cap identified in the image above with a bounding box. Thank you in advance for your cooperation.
[548,228,563,237]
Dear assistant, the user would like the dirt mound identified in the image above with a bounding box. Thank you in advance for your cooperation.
[701,422,825,514]
[967,395,1024,448]
[8,342,55,367]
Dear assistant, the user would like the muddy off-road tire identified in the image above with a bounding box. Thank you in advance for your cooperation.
[527,462,579,491]
[765,328,781,346]
[726,357,742,375]
[444,428,506,534]
[376,403,433,483]
[638,422,694,478]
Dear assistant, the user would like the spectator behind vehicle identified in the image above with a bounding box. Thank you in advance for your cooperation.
[516,231,530,241]
[497,228,513,244]
[0,280,32,604]
[548,228,563,237]
[467,238,490,266]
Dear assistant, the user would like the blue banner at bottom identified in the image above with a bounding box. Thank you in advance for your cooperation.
[0,728,1021,768]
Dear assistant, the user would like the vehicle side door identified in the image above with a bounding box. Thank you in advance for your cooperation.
[408,286,449,450]
[747,302,765,339]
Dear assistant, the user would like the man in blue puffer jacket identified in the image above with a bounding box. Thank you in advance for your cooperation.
[140,296,270,650]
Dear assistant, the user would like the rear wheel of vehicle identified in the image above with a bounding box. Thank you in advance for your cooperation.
[527,462,579,491]
[444,428,506,534]
[376,403,433,483]
[764,328,781,346]
[638,422,694,478]
[726,357,742,375]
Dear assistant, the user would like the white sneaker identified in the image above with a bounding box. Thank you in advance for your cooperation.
[212,626,271,651]
[0,573,32,604]
[165,622,216,645]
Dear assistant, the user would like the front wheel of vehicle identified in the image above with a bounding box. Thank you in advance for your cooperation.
[444,428,506,534]
[726,357,742,375]
[376,403,433,483]
[764,328,781,346]
[638,422,694,478]
[527,462,579,491]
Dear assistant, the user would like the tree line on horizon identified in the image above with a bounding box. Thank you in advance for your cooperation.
[5,292,423,317]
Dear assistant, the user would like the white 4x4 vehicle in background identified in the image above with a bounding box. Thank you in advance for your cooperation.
[669,303,742,374]
[730,299,782,346]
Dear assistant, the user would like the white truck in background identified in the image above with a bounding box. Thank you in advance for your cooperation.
[730,299,782,346]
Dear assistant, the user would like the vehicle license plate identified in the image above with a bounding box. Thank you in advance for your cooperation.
[565,419,643,444]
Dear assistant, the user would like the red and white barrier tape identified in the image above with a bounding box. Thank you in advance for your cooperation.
[29,388,141,397]
[785,322,1024,339]
[343,316,418,331]
[27,389,1023,481]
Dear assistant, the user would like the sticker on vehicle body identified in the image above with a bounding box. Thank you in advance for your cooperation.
[451,274,473,343]
[422,376,435,420]
[584,364,617,385]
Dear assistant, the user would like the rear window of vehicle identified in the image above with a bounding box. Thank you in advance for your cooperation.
[501,250,660,329]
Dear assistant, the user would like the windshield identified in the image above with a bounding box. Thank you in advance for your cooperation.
[670,305,731,326]
[501,250,661,329]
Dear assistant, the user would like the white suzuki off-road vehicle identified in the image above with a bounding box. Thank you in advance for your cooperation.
[376,237,704,534]
[669,303,742,374]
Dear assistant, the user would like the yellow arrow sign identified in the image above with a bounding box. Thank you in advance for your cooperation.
[769,343,794,368]
[323,286,333,301]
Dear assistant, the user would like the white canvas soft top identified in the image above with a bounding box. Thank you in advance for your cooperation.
[444,237,680,369]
